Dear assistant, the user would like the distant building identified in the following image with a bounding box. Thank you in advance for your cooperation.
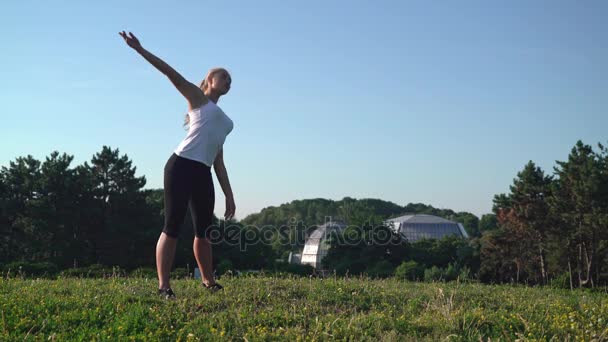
[291,215,468,269]
[287,252,301,264]
[299,221,347,268]
[384,214,469,242]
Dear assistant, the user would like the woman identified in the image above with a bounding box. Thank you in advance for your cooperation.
[119,31,235,299]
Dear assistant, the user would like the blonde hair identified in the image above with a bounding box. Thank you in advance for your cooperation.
[184,68,229,126]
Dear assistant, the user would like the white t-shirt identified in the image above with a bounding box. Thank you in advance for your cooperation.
[174,101,234,167]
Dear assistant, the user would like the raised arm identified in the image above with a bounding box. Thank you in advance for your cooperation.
[119,31,206,110]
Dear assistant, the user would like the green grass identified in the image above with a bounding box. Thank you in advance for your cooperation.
[1,276,607,341]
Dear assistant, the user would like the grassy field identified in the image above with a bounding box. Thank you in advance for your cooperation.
[1,276,607,341]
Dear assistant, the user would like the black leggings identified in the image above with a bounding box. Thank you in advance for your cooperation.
[163,153,215,239]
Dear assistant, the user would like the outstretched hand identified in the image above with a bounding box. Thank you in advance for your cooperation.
[118,31,142,50]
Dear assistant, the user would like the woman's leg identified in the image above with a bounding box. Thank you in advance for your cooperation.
[156,232,178,289]
[158,154,192,290]
[193,236,215,286]
[190,165,217,286]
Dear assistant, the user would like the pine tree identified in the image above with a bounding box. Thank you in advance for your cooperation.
[87,146,147,266]
[550,141,604,287]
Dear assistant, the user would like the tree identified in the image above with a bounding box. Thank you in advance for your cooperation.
[408,235,475,271]
[479,214,498,232]
[482,161,553,284]
[87,146,148,266]
[550,141,607,287]
[0,169,9,264]
[596,143,608,285]
[36,152,82,267]
[451,212,480,237]
[0,156,43,262]
[508,161,553,284]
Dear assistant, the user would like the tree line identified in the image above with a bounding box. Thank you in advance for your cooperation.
[0,147,274,273]
[480,141,608,288]
[1,141,606,287]
[322,140,608,288]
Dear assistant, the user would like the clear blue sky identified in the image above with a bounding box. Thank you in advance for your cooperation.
[1,1,607,220]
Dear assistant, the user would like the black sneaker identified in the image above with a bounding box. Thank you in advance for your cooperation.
[158,288,176,300]
[202,282,223,292]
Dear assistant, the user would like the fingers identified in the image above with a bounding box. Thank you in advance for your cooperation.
[224,198,235,220]
[128,32,140,43]
[118,31,129,42]
[118,31,136,42]
[224,207,235,220]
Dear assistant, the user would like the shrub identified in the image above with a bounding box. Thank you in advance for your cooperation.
[394,261,422,281]
[367,260,395,278]
[272,262,314,277]
[444,263,459,281]
[458,266,472,282]
[60,264,115,278]
[549,272,571,289]
[172,267,190,279]
[216,259,234,276]
[424,266,443,282]
[130,267,156,278]
[3,262,59,278]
